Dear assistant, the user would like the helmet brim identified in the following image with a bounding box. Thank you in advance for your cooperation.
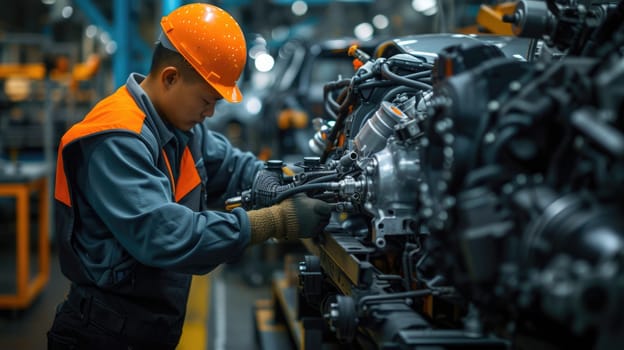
[210,82,243,103]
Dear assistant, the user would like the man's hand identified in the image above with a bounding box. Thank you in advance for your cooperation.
[247,194,331,244]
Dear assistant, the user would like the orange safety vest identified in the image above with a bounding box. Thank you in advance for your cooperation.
[55,88,202,208]
[54,85,207,342]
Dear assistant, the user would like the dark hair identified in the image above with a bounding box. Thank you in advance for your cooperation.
[149,43,203,83]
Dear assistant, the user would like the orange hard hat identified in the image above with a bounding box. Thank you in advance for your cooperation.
[160,3,247,103]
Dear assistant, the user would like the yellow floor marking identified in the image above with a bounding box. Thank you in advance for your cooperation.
[177,274,210,349]
[255,306,287,332]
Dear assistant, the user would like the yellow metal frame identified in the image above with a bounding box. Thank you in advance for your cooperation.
[0,176,50,309]
[476,2,517,35]
[0,54,101,82]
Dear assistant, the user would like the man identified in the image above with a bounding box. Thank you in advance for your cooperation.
[47,3,330,349]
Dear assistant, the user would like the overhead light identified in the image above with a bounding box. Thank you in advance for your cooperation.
[245,97,262,115]
[105,41,118,55]
[291,1,308,16]
[85,25,98,38]
[5,77,31,102]
[354,22,374,40]
[41,0,56,5]
[411,0,438,16]
[255,53,275,72]
[372,14,389,30]
[61,5,73,18]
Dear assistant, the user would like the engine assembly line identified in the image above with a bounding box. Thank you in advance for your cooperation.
[232,1,624,349]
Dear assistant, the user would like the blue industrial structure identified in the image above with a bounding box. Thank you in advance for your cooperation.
[71,0,271,88]
[73,0,174,88]
[69,0,362,88]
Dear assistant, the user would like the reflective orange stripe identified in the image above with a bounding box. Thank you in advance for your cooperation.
[54,85,202,207]
[175,147,201,202]
[161,150,176,196]
[161,147,201,202]
[55,86,146,207]
[55,150,71,206]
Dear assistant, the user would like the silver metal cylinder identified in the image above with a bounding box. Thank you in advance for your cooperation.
[354,101,407,156]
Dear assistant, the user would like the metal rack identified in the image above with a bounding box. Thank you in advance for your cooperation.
[0,162,50,309]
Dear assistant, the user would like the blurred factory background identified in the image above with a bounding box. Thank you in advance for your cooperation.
[0,0,491,161]
[0,1,530,349]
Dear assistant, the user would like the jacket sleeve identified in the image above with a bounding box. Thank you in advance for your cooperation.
[79,134,252,274]
[196,126,264,208]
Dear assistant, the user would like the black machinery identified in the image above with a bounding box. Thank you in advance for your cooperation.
[232,1,624,348]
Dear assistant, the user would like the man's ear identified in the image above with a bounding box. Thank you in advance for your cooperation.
[161,66,179,89]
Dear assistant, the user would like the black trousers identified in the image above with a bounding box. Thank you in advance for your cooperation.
[47,292,179,350]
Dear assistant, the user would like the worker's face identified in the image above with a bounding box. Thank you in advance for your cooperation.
[161,67,222,131]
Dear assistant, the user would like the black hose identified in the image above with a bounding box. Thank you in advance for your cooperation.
[321,81,358,163]
[306,168,361,185]
[273,182,335,203]
[381,63,432,90]
[407,71,433,79]
[358,80,399,90]
[358,289,433,309]
[358,71,431,90]
[323,102,338,121]
[325,79,350,110]
[306,173,340,184]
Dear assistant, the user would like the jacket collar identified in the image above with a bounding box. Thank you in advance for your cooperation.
[125,73,191,150]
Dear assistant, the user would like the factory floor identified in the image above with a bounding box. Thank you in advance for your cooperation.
[0,221,293,350]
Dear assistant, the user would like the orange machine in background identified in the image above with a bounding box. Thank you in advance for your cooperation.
[0,53,100,85]
[0,50,101,162]
[458,1,516,35]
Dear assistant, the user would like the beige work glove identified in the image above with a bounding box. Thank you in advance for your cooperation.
[247,194,331,244]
